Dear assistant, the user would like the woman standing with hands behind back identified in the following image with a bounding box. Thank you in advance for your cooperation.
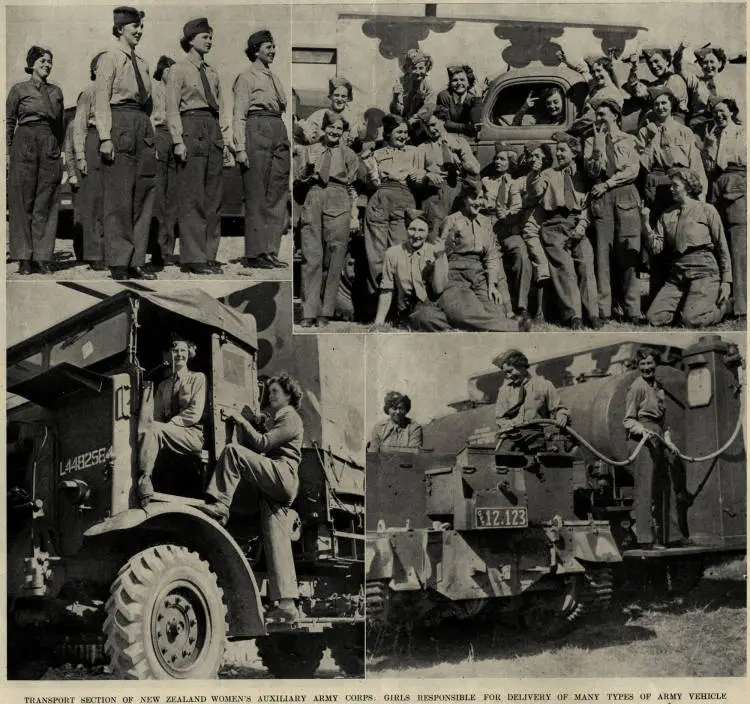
[7,45,64,275]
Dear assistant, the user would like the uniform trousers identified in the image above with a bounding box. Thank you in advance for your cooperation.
[100,107,156,268]
[206,442,300,601]
[242,113,290,260]
[394,294,451,331]
[76,126,104,263]
[175,112,224,265]
[497,229,532,312]
[301,183,351,319]
[539,212,598,323]
[139,422,204,482]
[589,183,642,319]
[438,255,521,331]
[153,125,179,259]
[646,250,724,328]
[421,176,460,240]
[626,421,689,545]
[8,122,61,262]
[363,182,415,294]
[644,170,673,300]
[712,169,746,316]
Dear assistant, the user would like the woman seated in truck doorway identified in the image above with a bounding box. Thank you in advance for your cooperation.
[369,391,423,452]
[199,372,304,624]
[138,336,206,507]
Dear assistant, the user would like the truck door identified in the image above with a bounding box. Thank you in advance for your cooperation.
[210,335,259,457]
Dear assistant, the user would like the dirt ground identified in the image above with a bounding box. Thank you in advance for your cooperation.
[367,558,747,679]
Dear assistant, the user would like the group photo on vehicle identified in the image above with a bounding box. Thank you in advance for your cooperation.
[364,331,746,677]
[291,3,746,333]
[6,280,364,680]
[6,5,292,281]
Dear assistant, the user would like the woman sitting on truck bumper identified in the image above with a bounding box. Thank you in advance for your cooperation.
[199,372,304,625]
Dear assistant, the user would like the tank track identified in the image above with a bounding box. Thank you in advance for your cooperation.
[580,565,615,615]
[365,581,390,627]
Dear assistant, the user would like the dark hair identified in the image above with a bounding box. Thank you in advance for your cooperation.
[644,48,673,66]
[25,46,53,74]
[153,55,175,82]
[383,391,411,414]
[404,208,430,229]
[713,97,741,122]
[542,86,564,103]
[268,371,303,410]
[668,167,703,198]
[590,56,619,89]
[446,64,476,89]
[112,21,141,38]
[321,109,349,132]
[169,336,197,360]
[497,349,530,371]
[382,114,407,142]
[635,347,659,363]
[89,51,107,82]
[696,47,727,73]
[651,88,680,113]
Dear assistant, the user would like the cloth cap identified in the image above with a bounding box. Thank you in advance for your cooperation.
[494,141,520,164]
[446,64,470,77]
[25,45,52,73]
[492,349,530,369]
[650,86,680,109]
[183,17,213,42]
[247,29,274,49]
[329,76,353,101]
[552,131,581,155]
[405,49,431,69]
[113,6,144,25]
[590,96,622,117]
[404,209,429,228]
[642,47,672,63]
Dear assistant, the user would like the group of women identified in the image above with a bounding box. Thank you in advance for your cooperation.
[293,42,745,330]
[7,7,290,278]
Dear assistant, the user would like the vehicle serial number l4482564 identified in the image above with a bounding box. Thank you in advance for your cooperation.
[475,506,528,528]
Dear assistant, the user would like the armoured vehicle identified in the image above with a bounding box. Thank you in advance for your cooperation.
[366,336,745,642]
[7,284,364,679]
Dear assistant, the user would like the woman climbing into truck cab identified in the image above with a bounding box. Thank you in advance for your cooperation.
[199,372,304,625]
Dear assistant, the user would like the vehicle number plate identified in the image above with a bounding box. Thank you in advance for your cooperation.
[475,506,528,528]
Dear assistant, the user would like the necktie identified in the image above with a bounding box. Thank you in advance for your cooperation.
[503,382,527,420]
[38,82,55,120]
[199,62,220,113]
[441,140,454,169]
[317,147,332,186]
[129,50,150,110]
[496,176,507,209]
[410,250,427,302]
[604,136,618,179]
[563,169,578,210]
[659,125,675,168]
[715,129,728,170]
[170,377,181,419]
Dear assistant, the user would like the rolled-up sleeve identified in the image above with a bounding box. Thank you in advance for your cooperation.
[172,373,207,428]
[165,64,185,148]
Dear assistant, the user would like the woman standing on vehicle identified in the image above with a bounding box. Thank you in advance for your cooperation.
[72,52,107,271]
[435,64,480,137]
[233,29,290,271]
[390,49,437,126]
[295,111,360,328]
[296,77,366,149]
[6,45,64,275]
[94,5,157,281]
[362,114,425,298]
[150,54,176,269]
[702,98,746,320]
[624,47,689,125]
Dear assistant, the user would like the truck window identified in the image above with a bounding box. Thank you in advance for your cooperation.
[490,81,567,127]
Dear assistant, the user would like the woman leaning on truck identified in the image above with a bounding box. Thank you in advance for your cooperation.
[6,45,65,275]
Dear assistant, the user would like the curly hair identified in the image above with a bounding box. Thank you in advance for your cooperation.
[404,49,433,74]
[382,114,407,142]
[496,349,530,371]
[169,336,197,360]
[268,371,304,410]
[668,167,703,198]
[446,64,476,89]
[635,346,660,364]
[643,48,673,67]
[651,88,680,113]
[321,109,349,132]
[589,56,619,89]
[383,391,411,415]
[712,97,741,122]
[696,46,727,73]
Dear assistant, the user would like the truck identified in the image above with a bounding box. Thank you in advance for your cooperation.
[366,335,746,645]
[6,282,364,679]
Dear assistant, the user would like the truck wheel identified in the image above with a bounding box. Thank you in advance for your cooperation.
[522,575,584,640]
[329,625,364,677]
[104,545,227,679]
[257,634,325,678]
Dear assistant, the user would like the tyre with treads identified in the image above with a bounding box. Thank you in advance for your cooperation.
[104,544,227,679]
[257,633,325,678]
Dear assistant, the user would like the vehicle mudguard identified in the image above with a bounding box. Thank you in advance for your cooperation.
[388,530,430,591]
[84,503,266,638]
[365,533,394,582]
[567,524,623,564]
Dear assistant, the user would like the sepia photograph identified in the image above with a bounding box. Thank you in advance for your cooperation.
[6,280,365,680]
[291,3,746,334]
[5,5,293,281]
[365,331,746,677]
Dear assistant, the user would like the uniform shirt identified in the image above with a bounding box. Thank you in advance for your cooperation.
[380,241,442,303]
[369,418,423,452]
[166,53,229,147]
[150,81,167,129]
[294,141,360,187]
[495,375,569,431]
[524,164,591,238]
[391,75,436,122]
[419,132,480,177]
[232,61,287,152]
[435,89,477,135]
[94,46,152,141]
[244,405,303,467]
[439,211,502,286]
[482,173,522,218]
[647,200,732,282]
[624,375,666,432]
[296,105,366,147]
[366,145,424,186]
[681,70,732,117]
[72,85,97,158]
[154,370,207,429]
[6,78,64,148]
[583,129,640,187]
[703,122,746,172]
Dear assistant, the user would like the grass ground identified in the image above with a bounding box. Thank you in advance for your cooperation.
[367,558,747,678]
